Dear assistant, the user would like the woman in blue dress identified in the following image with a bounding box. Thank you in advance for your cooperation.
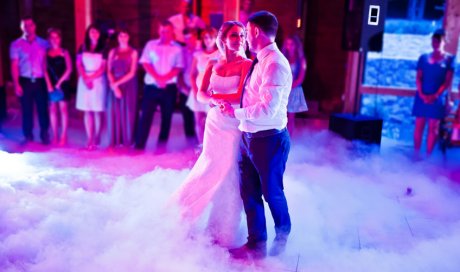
[282,34,308,135]
[413,29,455,156]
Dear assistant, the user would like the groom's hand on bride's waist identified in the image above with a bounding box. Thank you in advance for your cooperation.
[220,101,235,118]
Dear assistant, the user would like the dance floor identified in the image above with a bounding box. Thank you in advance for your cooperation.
[1,113,459,272]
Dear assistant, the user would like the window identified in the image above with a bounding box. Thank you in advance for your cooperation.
[360,0,458,142]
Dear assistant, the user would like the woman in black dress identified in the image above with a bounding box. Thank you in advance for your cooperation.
[46,28,72,145]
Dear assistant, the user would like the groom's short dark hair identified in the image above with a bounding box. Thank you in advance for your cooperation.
[248,11,278,37]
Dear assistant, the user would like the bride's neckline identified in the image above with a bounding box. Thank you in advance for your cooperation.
[212,73,240,78]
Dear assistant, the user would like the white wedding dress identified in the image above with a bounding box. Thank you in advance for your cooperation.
[172,73,243,246]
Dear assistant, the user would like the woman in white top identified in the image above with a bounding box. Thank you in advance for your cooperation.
[170,21,252,246]
[187,27,220,145]
[76,24,107,150]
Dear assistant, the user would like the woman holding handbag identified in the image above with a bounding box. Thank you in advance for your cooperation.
[46,28,72,145]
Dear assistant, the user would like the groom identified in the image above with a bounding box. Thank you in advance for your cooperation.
[221,11,292,259]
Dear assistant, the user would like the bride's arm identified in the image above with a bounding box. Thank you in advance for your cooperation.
[210,60,252,104]
[197,60,216,104]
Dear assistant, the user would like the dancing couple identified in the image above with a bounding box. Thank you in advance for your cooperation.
[171,11,292,260]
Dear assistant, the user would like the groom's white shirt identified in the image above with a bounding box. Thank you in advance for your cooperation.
[234,42,292,133]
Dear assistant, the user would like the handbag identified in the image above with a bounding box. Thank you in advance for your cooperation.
[49,88,65,102]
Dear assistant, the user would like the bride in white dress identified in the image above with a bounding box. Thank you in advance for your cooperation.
[170,21,252,246]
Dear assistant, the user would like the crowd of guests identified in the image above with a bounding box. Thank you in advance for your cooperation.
[6,0,309,152]
[5,1,460,157]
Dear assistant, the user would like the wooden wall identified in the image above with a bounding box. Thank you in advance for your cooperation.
[444,0,460,55]
[304,0,349,112]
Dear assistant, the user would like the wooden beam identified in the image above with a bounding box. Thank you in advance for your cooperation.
[343,52,360,113]
[360,85,459,100]
[19,0,33,17]
[74,0,92,52]
[360,86,415,97]
[444,0,460,56]
[0,42,3,86]
[223,0,238,21]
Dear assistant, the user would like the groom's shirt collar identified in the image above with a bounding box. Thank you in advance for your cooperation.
[256,42,276,61]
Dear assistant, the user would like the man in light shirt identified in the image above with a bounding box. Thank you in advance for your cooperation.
[221,11,292,259]
[10,16,50,144]
[168,0,206,45]
[135,20,184,151]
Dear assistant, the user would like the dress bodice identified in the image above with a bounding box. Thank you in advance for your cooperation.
[110,48,134,79]
[418,53,455,94]
[47,55,67,83]
[209,73,240,95]
[81,52,104,73]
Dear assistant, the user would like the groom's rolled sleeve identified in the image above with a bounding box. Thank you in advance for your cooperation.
[235,62,291,121]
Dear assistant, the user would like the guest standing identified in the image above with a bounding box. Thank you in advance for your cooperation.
[413,29,455,156]
[168,0,206,45]
[106,28,138,148]
[46,28,72,146]
[135,20,184,151]
[76,24,108,150]
[10,16,50,144]
[281,34,308,134]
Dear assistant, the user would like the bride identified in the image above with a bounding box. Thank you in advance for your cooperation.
[170,21,252,246]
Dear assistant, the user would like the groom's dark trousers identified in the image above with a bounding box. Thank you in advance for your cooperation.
[238,128,291,245]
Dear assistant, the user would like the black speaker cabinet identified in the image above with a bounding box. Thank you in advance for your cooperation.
[209,13,223,30]
[0,86,6,121]
[342,0,388,52]
[329,113,383,144]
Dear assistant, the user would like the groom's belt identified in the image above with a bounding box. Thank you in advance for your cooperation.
[243,128,286,139]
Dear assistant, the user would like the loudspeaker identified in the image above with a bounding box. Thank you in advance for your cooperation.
[209,13,223,30]
[329,113,383,144]
[0,85,6,121]
[342,0,388,52]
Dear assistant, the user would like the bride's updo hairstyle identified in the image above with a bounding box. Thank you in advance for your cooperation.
[216,21,246,57]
